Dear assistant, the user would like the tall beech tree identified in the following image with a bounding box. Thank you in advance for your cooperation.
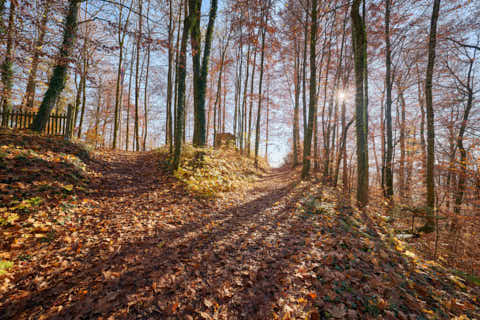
[173,1,193,169]
[190,0,218,147]
[422,0,441,232]
[384,0,394,202]
[254,0,270,167]
[351,0,368,206]
[301,0,317,178]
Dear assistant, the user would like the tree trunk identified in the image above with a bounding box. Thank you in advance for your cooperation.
[173,3,193,169]
[113,0,133,149]
[31,0,80,132]
[301,0,317,179]
[143,42,151,151]
[247,46,258,157]
[134,0,143,151]
[422,0,441,233]
[254,2,269,167]
[166,0,175,148]
[398,84,407,201]
[23,0,51,110]
[196,0,217,146]
[1,0,15,125]
[241,44,251,153]
[77,47,88,139]
[384,0,394,201]
[453,57,474,227]
[351,0,369,207]
[293,41,301,167]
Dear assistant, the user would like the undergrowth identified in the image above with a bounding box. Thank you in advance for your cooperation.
[156,144,269,198]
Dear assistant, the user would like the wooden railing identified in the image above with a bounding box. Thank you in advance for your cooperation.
[0,105,74,139]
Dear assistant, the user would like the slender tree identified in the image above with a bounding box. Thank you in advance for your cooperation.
[112,0,133,149]
[422,0,441,232]
[173,2,193,169]
[1,0,15,125]
[254,0,270,167]
[301,0,317,178]
[23,0,51,110]
[384,0,394,202]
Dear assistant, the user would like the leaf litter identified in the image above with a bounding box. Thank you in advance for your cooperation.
[0,132,479,319]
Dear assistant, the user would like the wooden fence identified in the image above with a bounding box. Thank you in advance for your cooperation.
[0,105,74,138]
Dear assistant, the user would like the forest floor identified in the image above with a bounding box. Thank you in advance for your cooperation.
[0,132,479,319]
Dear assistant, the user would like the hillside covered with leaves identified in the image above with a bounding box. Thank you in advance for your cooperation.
[0,133,478,319]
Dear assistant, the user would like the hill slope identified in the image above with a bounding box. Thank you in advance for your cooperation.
[0,132,478,319]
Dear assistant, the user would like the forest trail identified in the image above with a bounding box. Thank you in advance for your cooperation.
[1,150,316,319]
[2,149,480,319]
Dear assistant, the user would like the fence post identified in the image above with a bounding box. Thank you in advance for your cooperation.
[65,104,74,140]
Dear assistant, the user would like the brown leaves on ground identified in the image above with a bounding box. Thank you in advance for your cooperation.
[0,133,479,319]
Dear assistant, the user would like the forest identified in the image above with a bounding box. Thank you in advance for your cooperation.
[0,0,479,319]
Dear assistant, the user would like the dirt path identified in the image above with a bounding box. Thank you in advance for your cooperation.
[1,151,317,319]
[3,151,480,319]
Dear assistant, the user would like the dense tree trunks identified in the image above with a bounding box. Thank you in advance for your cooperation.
[351,0,368,206]
[1,0,15,126]
[192,0,217,147]
[301,0,317,179]
[173,3,193,169]
[31,0,80,132]
[113,0,133,149]
[23,0,51,110]
[423,0,441,232]
[320,16,335,178]
[384,0,394,201]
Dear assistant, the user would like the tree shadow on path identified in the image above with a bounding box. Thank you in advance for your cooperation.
[1,168,306,319]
